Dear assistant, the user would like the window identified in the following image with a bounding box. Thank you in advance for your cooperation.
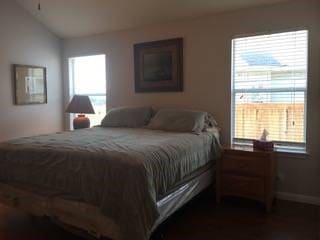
[231,30,308,151]
[69,55,106,127]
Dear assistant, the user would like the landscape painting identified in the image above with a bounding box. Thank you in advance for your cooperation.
[143,51,172,82]
[134,38,183,92]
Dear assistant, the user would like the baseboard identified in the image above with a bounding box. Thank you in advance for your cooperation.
[276,192,320,206]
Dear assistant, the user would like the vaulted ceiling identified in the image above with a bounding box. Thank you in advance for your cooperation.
[16,0,289,38]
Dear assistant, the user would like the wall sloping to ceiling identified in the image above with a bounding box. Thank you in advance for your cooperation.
[0,0,63,141]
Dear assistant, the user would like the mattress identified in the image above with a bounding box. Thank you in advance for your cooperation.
[0,127,221,240]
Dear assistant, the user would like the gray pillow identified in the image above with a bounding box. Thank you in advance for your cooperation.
[147,109,208,134]
[101,106,153,128]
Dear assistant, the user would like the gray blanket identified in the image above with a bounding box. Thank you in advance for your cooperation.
[0,127,221,239]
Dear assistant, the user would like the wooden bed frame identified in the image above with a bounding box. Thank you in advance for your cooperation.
[0,167,215,239]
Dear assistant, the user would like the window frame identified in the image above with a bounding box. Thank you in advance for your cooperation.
[68,54,107,129]
[230,29,309,153]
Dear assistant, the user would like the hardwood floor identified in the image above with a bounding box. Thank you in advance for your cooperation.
[0,189,319,240]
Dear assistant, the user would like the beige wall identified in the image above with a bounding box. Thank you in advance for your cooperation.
[0,0,63,141]
[63,0,320,198]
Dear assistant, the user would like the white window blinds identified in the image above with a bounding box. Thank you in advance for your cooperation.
[232,30,308,149]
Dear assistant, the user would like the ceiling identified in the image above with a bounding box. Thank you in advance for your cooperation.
[16,0,288,39]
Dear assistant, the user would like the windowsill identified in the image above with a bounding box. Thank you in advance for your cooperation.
[232,142,309,159]
[274,148,309,159]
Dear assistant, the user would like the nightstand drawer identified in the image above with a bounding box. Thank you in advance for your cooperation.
[222,155,266,177]
[217,146,276,211]
[221,174,265,199]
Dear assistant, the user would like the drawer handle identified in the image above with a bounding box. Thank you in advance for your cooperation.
[238,163,249,169]
[237,181,249,187]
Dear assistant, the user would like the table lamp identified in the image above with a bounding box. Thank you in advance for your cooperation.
[66,95,95,129]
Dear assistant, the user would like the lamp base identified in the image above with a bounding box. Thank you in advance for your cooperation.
[73,114,90,129]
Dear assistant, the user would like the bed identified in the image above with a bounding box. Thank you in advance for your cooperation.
[0,126,221,240]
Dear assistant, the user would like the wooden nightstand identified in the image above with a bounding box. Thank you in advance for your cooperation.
[216,145,276,212]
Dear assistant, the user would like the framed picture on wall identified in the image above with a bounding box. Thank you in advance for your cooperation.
[134,38,183,92]
[13,64,47,105]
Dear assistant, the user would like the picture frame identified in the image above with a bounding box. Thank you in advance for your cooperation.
[13,64,47,105]
[134,38,183,93]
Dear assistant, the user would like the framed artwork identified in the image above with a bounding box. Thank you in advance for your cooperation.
[13,64,47,105]
[134,38,183,92]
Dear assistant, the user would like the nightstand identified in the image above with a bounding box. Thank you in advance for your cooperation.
[216,145,276,212]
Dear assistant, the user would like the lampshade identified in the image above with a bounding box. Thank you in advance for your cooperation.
[66,95,95,114]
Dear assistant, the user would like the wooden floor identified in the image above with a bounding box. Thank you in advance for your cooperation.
[0,190,319,240]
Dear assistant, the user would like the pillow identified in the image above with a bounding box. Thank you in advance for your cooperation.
[101,106,153,128]
[147,109,208,134]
